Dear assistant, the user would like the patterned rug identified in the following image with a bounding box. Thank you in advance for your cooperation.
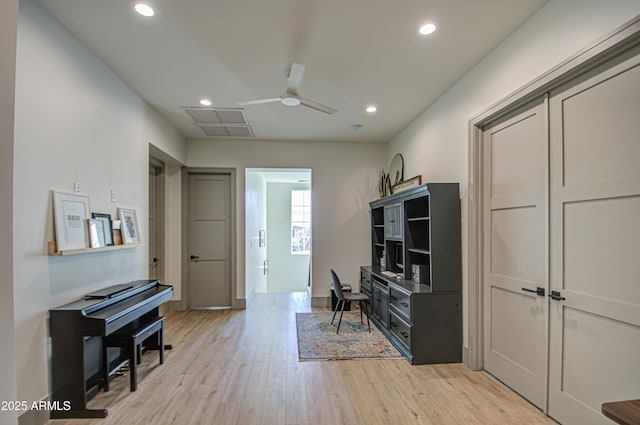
[295,312,403,361]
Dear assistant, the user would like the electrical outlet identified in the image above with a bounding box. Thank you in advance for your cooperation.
[74,182,81,194]
[111,190,117,202]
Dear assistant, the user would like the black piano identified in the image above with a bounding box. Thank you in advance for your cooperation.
[49,279,173,419]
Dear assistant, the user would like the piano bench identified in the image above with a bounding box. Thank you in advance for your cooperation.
[102,316,165,392]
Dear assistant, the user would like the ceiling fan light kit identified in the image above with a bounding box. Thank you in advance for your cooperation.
[281,95,301,106]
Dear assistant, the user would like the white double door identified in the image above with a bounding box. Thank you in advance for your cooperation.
[483,51,640,424]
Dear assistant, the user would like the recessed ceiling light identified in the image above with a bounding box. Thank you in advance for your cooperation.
[133,2,155,17]
[366,105,377,113]
[199,99,212,106]
[419,23,437,36]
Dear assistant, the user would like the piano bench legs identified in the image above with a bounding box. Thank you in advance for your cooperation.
[102,316,165,392]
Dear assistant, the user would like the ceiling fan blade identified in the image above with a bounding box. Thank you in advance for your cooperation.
[237,97,281,106]
[300,97,337,115]
[287,63,306,93]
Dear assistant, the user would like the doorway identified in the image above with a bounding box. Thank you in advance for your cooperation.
[245,169,312,297]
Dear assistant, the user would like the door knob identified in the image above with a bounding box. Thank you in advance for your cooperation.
[521,287,545,296]
[190,255,199,261]
[549,290,566,301]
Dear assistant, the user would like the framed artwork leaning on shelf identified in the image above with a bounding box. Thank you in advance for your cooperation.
[52,191,91,251]
[91,213,114,246]
[87,219,106,248]
[119,208,141,244]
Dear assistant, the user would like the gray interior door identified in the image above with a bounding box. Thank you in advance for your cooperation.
[547,49,640,424]
[482,99,548,410]
[188,173,232,308]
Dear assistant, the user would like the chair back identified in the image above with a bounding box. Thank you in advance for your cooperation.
[330,269,345,301]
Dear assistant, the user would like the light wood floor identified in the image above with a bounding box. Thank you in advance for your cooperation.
[47,292,557,425]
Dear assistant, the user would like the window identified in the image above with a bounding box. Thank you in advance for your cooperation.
[291,190,311,254]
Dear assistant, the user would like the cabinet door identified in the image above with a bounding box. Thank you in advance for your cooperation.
[384,203,403,239]
[384,205,394,238]
[372,281,389,327]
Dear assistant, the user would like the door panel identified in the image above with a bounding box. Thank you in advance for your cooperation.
[188,174,231,308]
[194,220,227,259]
[490,111,543,198]
[490,286,543,372]
[564,196,640,301]
[560,307,640,407]
[548,52,640,424]
[189,260,228,307]
[490,206,538,282]
[561,62,640,187]
[483,99,548,410]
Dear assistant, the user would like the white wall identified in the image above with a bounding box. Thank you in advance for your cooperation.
[0,0,18,424]
[266,182,310,293]
[245,170,267,295]
[13,0,185,406]
[388,0,640,349]
[187,139,386,303]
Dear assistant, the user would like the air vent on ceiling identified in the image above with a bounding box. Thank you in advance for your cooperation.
[183,107,253,138]
[198,124,254,138]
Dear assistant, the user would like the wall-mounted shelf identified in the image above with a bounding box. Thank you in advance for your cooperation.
[49,243,143,256]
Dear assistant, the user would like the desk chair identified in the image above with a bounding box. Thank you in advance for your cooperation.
[330,269,370,334]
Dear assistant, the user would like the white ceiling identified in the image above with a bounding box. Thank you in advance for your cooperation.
[35,0,548,143]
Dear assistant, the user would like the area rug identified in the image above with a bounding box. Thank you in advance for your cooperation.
[295,312,403,361]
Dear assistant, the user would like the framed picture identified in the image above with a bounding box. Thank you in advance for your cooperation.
[119,208,140,244]
[92,213,114,246]
[88,219,106,248]
[53,191,91,251]
[392,175,422,194]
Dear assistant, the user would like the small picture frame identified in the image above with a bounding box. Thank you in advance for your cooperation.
[92,213,114,246]
[88,219,106,248]
[119,208,141,244]
[53,191,91,251]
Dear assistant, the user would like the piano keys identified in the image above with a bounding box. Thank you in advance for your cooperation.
[49,279,173,419]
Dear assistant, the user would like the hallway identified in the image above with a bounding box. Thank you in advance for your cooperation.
[48,292,555,425]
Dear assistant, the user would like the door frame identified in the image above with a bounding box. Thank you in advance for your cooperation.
[181,167,240,309]
[465,17,640,371]
[149,156,165,282]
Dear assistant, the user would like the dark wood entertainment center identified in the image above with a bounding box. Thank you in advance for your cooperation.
[361,183,462,364]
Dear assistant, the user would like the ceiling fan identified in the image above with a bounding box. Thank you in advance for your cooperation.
[238,63,337,115]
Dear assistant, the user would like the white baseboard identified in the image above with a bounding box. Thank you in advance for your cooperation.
[311,296,330,308]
